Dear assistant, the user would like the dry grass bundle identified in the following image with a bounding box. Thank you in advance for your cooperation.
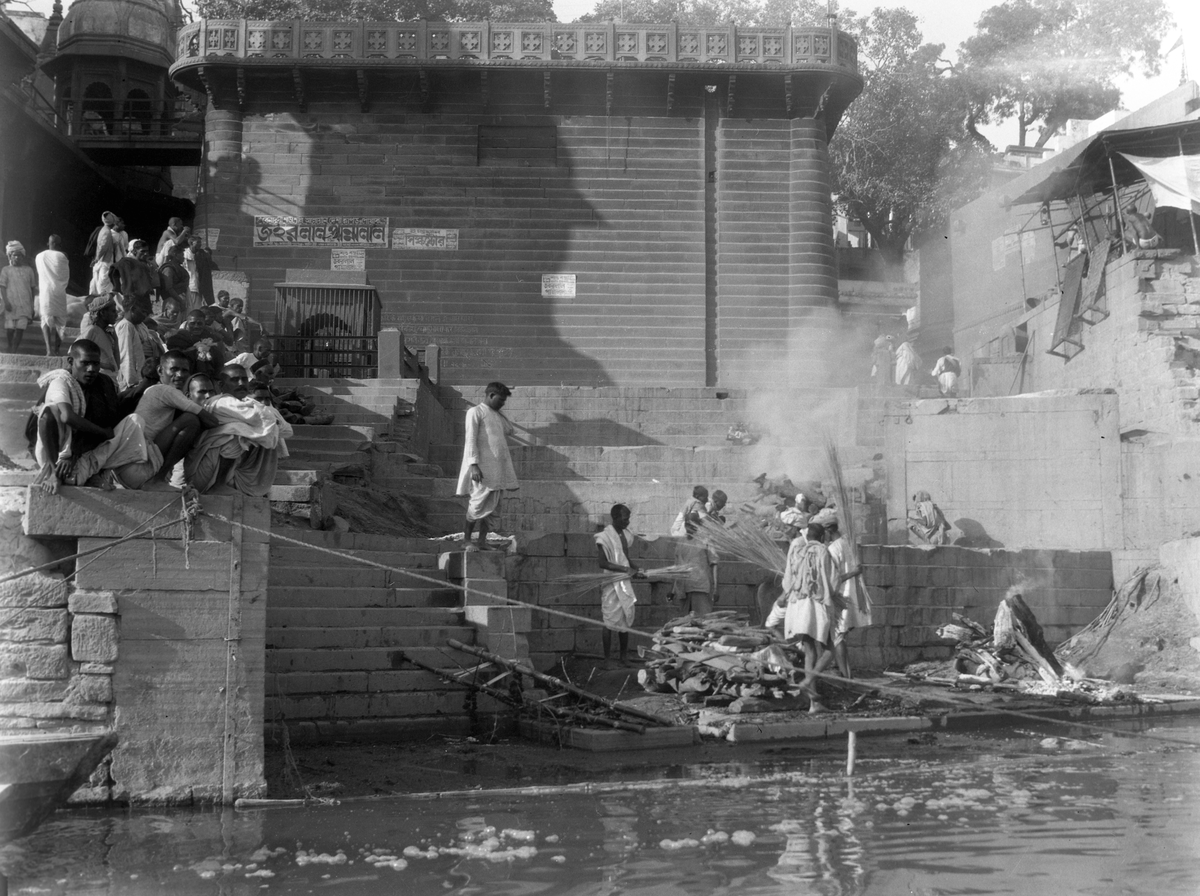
[824,437,869,613]
[696,516,787,576]
[550,564,695,602]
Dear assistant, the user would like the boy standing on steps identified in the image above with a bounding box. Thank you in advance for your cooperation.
[456,381,519,550]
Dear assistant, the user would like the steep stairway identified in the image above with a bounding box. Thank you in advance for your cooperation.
[263,529,494,740]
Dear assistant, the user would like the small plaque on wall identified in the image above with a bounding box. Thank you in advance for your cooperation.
[331,249,366,271]
[541,274,576,298]
[392,228,459,250]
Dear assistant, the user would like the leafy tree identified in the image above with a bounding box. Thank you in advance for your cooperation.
[578,0,824,26]
[195,0,556,22]
[829,8,990,269]
[959,0,1173,147]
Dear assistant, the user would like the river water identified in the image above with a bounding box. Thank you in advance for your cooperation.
[3,720,1199,895]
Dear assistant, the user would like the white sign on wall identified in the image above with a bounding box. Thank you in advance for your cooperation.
[331,249,366,271]
[541,274,576,298]
[392,228,459,250]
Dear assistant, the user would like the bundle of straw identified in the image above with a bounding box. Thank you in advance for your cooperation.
[695,515,787,577]
[824,437,871,613]
[550,564,695,602]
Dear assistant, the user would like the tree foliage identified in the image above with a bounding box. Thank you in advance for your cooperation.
[194,0,556,22]
[829,8,990,266]
[577,0,825,26]
[959,0,1173,147]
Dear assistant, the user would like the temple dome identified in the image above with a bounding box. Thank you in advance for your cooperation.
[51,0,179,70]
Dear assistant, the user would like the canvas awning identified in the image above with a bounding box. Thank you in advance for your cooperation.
[1005,119,1200,207]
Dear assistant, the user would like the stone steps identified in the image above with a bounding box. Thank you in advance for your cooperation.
[267,624,476,650]
[265,689,504,722]
[269,545,440,568]
[269,585,460,609]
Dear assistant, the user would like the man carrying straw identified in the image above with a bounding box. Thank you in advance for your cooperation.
[456,381,518,551]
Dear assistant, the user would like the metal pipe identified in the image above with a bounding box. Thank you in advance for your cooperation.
[1108,155,1127,255]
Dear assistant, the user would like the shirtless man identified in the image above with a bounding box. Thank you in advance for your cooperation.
[132,350,218,490]
[1123,204,1162,250]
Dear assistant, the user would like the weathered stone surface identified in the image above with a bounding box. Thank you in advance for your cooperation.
[0,573,69,609]
[80,661,114,674]
[69,591,119,614]
[464,606,532,632]
[0,701,108,720]
[0,642,70,678]
[67,673,114,704]
[0,607,69,642]
[440,551,506,579]
[23,486,241,541]
[71,615,119,663]
[460,577,507,604]
[0,678,69,701]
[74,539,233,592]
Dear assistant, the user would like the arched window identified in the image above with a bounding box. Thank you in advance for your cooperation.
[82,81,113,135]
[126,88,153,134]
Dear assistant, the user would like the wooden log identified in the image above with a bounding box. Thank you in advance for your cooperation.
[447,638,675,727]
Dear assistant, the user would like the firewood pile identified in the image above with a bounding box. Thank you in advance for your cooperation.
[637,611,806,701]
[910,591,1134,704]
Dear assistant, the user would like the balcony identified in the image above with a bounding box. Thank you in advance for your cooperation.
[173,20,857,72]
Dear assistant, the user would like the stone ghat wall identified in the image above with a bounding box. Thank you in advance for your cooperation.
[203,97,838,387]
[852,544,1114,669]
[4,487,268,805]
[507,536,1112,674]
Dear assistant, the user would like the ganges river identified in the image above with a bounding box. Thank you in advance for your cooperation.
[3,718,1199,895]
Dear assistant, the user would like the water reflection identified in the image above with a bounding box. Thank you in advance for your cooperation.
[2,727,1198,896]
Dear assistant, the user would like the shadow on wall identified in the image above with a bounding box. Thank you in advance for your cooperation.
[218,106,618,387]
[953,517,1005,549]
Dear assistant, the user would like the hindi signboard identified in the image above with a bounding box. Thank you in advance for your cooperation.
[541,274,576,298]
[331,249,366,271]
[392,228,459,250]
[253,216,388,247]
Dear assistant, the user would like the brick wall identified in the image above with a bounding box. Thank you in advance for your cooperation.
[199,82,839,387]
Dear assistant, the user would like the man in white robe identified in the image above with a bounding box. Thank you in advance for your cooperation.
[35,235,70,356]
[594,503,643,664]
[455,381,518,550]
[184,363,291,496]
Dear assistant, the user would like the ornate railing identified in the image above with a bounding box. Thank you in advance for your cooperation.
[176,20,857,71]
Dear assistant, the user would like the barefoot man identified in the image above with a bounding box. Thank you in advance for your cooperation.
[456,381,518,550]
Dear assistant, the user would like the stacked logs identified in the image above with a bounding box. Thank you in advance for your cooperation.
[637,611,805,701]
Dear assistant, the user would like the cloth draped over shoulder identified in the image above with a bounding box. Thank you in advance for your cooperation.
[35,250,70,323]
[779,537,844,644]
[455,403,518,494]
[908,491,950,545]
[185,395,293,497]
[33,369,85,466]
[669,496,707,537]
[595,524,637,627]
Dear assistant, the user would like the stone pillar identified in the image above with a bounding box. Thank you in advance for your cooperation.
[200,104,244,261]
[378,328,403,379]
[439,551,530,661]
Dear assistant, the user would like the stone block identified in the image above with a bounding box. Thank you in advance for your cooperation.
[522,533,566,556]
[464,606,532,632]
[0,678,69,701]
[0,572,70,610]
[0,607,68,643]
[24,487,240,541]
[72,615,119,663]
[69,591,119,614]
[0,643,69,679]
[67,673,114,704]
[439,551,506,579]
[80,662,114,674]
[74,539,232,592]
[461,577,507,605]
[0,701,108,721]
[480,632,529,659]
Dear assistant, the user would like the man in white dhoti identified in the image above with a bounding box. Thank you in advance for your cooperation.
[595,503,644,664]
[822,512,871,681]
[35,235,70,356]
[184,363,292,496]
[894,339,921,391]
[455,381,518,550]
[931,347,960,397]
[34,340,160,494]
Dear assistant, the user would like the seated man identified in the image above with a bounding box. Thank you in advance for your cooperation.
[115,297,164,395]
[166,309,227,380]
[80,294,119,380]
[185,362,292,497]
[156,244,190,326]
[132,350,219,490]
[231,339,272,380]
[1123,204,1163,250]
[33,340,158,493]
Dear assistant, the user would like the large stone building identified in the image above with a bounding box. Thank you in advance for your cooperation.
[169,20,862,387]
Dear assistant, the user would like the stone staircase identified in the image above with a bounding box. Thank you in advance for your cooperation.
[262,529,506,740]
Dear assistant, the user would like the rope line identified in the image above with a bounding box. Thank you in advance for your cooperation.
[199,510,1200,750]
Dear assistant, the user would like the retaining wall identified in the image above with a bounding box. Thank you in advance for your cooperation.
[4,487,268,805]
